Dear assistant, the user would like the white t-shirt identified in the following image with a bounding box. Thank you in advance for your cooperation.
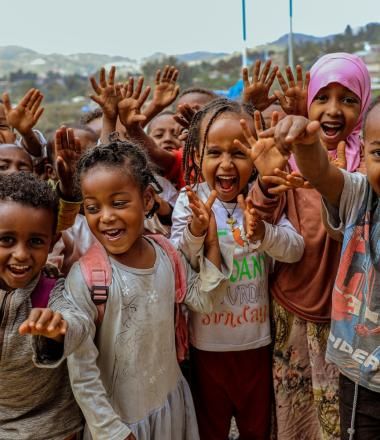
[171,182,305,352]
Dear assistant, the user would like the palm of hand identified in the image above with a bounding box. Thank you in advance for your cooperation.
[254,139,288,177]
[7,107,34,133]
[243,83,271,111]
[154,83,177,108]
[58,148,81,183]
[118,98,141,127]
[282,87,307,116]
[99,86,121,120]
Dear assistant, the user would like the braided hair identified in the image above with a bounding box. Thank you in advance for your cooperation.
[76,139,163,196]
[182,97,257,185]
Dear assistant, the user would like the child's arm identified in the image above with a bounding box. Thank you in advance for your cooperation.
[142,65,180,127]
[3,89,45,157]
[89,66,123,143]
[274,65,310,117]
[118,77,176,170]
[242,60,278,111]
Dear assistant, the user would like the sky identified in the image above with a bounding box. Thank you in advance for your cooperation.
[2,0,377,60]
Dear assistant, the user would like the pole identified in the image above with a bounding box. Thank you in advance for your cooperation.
[241,0,248,68]
[288,0,294,69]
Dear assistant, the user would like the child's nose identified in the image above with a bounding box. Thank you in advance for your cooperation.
[100,208,116,223]
[220,154,233,169]
[13,244,30,262]
[326,100,342,117]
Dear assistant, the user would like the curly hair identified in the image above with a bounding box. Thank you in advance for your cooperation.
[76,139,163,195]
[182,97,257,185]
[0,172,58,231]
[363,96,380,139]
[178,87,217,100]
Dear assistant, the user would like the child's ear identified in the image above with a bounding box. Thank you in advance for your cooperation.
[143,186,156,216]
[45,163,57,181]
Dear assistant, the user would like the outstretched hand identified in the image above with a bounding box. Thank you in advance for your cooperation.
[90,66,122,121]
[55,127,82,200]
[237,195,265,242]
[275,65,310,117]
[242,60,278,111]
[234,114,288,177]
[151,65,180,110]
[186,186,217,237]
[19,308,67,342]
[2,89,44,135]
[261,168,313,195]
[118,77,150,130]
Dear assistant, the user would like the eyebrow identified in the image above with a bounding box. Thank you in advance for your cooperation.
[0,230,50,238]
[83,192,132,200]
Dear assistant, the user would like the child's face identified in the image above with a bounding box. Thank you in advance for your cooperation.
[149,114,182,153]
[0,202,54,289]
[0,145,33,174]
[308,82,361,150]
[81,165,154,263]
[363,104,380,195]
[197,113,255,202]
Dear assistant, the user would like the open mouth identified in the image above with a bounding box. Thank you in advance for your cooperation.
[321,122,344,138]
[102,229,124,241]
[216,175,238,193]
[8,264,31,277]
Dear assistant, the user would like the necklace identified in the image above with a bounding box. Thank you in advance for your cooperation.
[220,201,238,230]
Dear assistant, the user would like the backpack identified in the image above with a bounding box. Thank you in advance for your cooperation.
[79,235,189,363]
[30,275,58,308]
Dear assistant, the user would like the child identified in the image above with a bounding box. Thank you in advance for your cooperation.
[0,143,33,174]
[255,96,380,439]
[250,53,371,439]
[170,97,305,440]
[0,172,83,439]
[41,140,230,439]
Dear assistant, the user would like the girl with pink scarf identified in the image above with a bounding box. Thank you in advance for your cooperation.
[250,53,371,440]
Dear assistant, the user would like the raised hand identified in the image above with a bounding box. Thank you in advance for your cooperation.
[152,65,180,110]
[261,168,313,195]
[118,77,151,130]
[173,103,195,130]
[2,89,44,135]
[275,65,310,116]
[55,127,81,200]
[234,115,288,177]
[328,140,347,169]
[186,186,217,237]
[90,66,122,122]
[19,308,67,342]
[237,194,265,242]
[242,60,278,111]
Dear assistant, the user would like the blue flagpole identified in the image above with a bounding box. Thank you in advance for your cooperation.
[241,0,248,68]
[288,0,294,69]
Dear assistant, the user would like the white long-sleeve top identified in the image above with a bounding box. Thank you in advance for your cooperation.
[171,182,305,352]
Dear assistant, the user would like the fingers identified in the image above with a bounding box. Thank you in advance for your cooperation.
[274,90,288,111]
[19,88,36,108]
[2,92,12,113]
[285,66,296,88]
[240,118,257,144]
[242,67,249,88]
[133,77,144,99]
[266,65,278,88]
[276,70,288,93]
[237,193,246,211]
[336,140,347,168]
[136,85,151,108]
[205,190,217,210]
[90,76,102,95]
[19,308,66,336]
[254,111,263,135]
[252,59,260,83]
[295,65,304,88]
[259,59,271,82]
[99,67,106,88]
[108,65,116,86]
[271,111,279,128]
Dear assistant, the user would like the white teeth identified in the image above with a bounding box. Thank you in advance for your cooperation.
[323,123,342,128]
[218,176,235,180]
[9,265,29,272]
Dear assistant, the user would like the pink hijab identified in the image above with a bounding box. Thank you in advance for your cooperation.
[290,53,371,172]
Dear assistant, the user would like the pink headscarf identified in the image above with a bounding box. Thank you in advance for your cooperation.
[307,52,371,171]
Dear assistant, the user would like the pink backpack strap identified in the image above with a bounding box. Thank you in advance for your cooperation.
[79,242,112,325]
[148,234,189,362]
[31,275,58,308]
